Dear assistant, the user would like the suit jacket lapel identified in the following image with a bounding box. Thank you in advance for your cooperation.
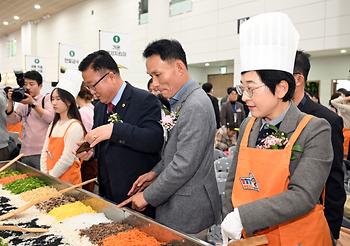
[279,103,302,135]
[114,82,132,120]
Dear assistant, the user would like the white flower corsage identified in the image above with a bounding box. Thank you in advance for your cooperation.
[108,113,123,123]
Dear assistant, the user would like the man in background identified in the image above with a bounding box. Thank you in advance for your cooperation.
[6,71,54,169]
[215,122,237,151]
[0,89,11,161]
[202,82,220,129]
[221,87,246,129]
[293,50,346,241]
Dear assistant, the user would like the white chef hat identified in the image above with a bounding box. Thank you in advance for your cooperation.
[239,12,300,74]
[56,69,82,98]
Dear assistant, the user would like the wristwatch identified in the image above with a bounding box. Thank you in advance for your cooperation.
[31,101,38,108]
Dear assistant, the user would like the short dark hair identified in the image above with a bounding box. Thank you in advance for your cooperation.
[226,122,236,131]
[78,50,120,74]
[242,70,295,102]
[147,78,153,90]
[337,88,348,96]
[24,70,43,85]
[143,39,188,69]
[293,50,311,81]
[227,87,237,95]
[202,83,213,93]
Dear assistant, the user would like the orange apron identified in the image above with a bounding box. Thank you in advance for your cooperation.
[232,115,332,246]
[343,128,350,159]
[7,122,22,140]
[46,120,82,185]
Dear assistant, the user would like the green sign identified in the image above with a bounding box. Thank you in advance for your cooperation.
[113,35,121,44]
[69,50,75,57]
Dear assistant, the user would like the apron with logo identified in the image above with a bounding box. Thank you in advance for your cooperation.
[46,120,82,185]
[232,115,332,245]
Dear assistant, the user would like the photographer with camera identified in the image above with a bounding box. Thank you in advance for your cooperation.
[6,70,54,169]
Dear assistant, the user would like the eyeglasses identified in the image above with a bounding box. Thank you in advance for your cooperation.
[84,72,111,91]
[236,84,265,98]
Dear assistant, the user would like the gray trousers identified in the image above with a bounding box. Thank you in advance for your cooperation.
[21,155,41,170]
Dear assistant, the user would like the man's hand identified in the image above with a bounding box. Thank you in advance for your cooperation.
[131,192,148,211]
[73,141,94,161]
[128,171,157,196]
[6,89,13,102]
[85,124,113,147]
[20,93,35,105]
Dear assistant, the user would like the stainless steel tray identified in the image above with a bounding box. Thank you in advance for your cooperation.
[0,161,211,245]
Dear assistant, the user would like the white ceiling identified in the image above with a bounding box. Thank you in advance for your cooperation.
[0,0,85,38]
[0,0,348,64]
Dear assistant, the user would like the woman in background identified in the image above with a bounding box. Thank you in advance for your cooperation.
[331,91,350,159]
[40,70,85,184]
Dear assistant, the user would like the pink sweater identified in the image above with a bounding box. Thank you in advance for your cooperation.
[7,94,54,156]
[79,103,94,132]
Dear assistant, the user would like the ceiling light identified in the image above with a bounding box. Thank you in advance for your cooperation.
[13,16,20,20]
[204,63,210,67]
[34,4,41,10]
[3,21,9,26]
[340,49,347,54]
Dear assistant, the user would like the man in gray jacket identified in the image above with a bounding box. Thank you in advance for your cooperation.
[129,39,221,237]
[0,89,11,161]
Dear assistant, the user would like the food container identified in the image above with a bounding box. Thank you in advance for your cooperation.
[0,161,211,246]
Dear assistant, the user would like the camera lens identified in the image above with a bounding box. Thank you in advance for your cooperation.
[12,88,27,102]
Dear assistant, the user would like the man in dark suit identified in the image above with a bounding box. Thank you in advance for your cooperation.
[75,50,164,217]
[293,50,346,240]
[202,82,221,129]
[221,87,246,129]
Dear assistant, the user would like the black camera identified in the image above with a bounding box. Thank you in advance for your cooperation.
[14,71,25,87]
[12,71,28,102]
[12,87,29,102]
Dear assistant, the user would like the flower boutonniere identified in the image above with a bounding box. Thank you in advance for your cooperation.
[108,112,123,124]
[257,125,303,160]
[160,105,179,131]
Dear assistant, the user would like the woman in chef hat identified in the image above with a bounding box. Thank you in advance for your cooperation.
[221,12,333,245]
[40,69,86,185]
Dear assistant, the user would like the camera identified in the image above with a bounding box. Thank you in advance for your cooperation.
[12,87,29,102]
[12,71,28,102]
[14,71,25,87]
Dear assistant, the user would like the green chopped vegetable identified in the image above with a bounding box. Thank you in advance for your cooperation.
[0,237,8,246]
[3,177,46,194]
[0,170,22,178]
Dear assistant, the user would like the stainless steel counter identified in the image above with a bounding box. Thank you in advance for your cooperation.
[0,161,212,245]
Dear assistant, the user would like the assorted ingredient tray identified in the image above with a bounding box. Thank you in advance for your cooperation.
[0,161,210,246]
